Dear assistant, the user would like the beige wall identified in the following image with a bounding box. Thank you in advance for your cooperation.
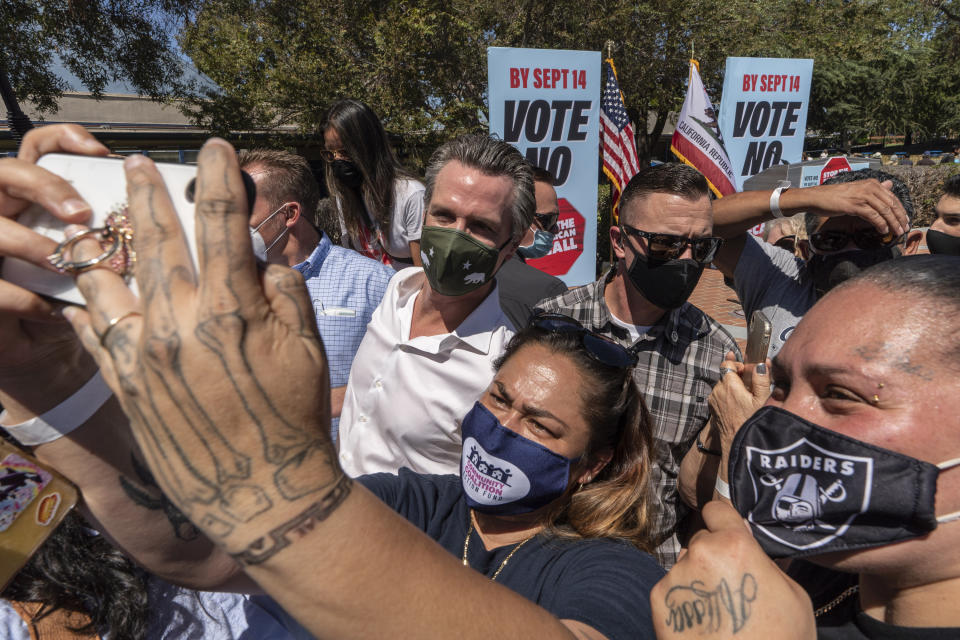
[23,92,193,127]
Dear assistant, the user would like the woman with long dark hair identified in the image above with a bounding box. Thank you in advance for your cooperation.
[323,99,425,267]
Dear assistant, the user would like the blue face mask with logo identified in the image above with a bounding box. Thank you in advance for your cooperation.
[517,228,556,260]
[729,406,960,559]
[460,402,579,516]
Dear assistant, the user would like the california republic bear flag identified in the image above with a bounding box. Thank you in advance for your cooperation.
[670,60,737,197]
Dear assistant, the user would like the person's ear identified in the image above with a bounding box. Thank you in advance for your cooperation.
[284,202,301,226]
[902,229,923,255]
[576,449,613,485]
[610,226,626,261]
[500,239,518,265]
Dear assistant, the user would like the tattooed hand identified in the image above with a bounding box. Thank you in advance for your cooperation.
[651,501,816,640]
[64,140,349,562]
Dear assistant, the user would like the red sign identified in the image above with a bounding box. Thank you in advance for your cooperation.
[819,156,853,184]
[527,198,584,276]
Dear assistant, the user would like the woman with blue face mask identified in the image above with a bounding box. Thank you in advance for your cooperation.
[351,312,665,639]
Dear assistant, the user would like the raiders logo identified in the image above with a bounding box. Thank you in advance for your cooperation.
[741,437,873,552]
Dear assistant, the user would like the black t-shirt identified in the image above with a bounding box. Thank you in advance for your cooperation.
[359,470,665,640]
[496,256,568,329]
[819,610,960,639]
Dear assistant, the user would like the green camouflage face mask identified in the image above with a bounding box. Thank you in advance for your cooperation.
[419,226,509,296]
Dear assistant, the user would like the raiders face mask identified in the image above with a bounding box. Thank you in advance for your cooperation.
[729,406,960,559]
[460,402,578,516]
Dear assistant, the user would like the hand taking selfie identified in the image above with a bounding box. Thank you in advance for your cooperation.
[63,141,340,561]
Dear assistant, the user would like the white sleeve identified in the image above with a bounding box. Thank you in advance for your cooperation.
[397,182,425,243]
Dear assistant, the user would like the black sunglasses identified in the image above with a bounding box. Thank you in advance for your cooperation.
[534,211,559,231]
[531,312,638,368]
[809,229,904,253]
[620,224,723,264]
[773,235,796,251]
[320,149,351,163]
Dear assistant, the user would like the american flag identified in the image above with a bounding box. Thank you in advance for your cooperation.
[601,60,640,221]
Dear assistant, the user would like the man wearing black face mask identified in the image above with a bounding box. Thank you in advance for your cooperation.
[536,163,741,568]
[652,255,960,640]
[926,174,960,256]
[712,169,919,359]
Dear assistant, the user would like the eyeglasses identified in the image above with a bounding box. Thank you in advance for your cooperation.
[531,312,638,368]
[620,224,723,264]
[773,235,796,252]
[809,229,905,253]
[320,149,350,163]
[534,211,559,231]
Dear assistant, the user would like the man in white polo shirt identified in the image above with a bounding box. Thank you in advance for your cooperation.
[333,134,534,475]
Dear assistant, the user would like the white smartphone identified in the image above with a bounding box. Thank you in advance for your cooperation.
[2,153,252,306]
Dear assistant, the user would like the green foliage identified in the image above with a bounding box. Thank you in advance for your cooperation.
[0,0,193,114]
[886,164,960,227]
[180,0,494,147]
[9,0,960,161]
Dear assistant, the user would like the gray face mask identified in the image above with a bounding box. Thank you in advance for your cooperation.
[249,204,289,261]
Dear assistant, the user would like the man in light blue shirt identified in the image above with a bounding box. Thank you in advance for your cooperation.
[239,150,394,438]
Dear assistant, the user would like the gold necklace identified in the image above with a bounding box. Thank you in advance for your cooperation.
[814,585,859,618]
[461,511,535,582]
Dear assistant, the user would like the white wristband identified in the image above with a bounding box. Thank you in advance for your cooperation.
[769,181,791,219]
[0,370,112,446]
[715,475,731,499]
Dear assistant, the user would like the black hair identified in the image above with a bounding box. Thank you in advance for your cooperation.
[837,254,960,310]
[943,174,960,199]
[323,99,415,242]
[806,168,915,237]
[2,510,151,639]
[531,166,555,185]
[618,163,710,217]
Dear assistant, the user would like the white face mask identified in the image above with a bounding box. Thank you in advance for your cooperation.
[249,204,290,261]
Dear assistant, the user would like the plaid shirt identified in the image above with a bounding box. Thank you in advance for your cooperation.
[536,269,741,568]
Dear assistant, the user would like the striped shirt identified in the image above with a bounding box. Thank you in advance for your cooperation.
[536,269,741,568]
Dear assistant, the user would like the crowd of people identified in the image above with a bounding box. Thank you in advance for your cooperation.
[0,100,957,639]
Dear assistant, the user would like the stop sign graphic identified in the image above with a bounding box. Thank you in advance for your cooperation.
[527,198,585,276]
[818,156,853,184]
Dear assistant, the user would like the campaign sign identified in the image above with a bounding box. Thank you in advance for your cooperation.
[800,157,871,187]
[718,57,814,190]
[488,47,600,286]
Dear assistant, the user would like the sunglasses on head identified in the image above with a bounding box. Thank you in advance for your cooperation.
[534,212,559,231]
[809,229,904,253]
[531,312,638,369]
[620,224,723,264]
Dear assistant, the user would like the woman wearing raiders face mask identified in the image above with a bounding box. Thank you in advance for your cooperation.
[323,99,425,268]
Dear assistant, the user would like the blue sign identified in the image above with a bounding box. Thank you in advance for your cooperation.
[488,47,600,287]
[718,57,814,190]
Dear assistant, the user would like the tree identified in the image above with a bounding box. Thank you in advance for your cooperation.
[1,0,194,115]
[179,0,496,156]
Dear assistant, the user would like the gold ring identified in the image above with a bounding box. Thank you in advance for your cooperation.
[48,227,121,274]
[98,311,142,348]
